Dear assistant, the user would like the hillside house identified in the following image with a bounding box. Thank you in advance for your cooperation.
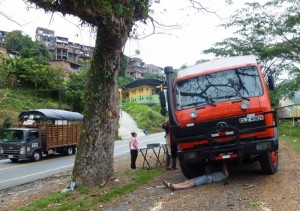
[121,79,164,105]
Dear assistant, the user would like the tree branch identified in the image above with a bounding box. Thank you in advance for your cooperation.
[0,11,22,27]
[189,0,222,19]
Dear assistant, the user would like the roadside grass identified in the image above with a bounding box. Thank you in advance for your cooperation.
[16,168,163,211]
[278,121,300,151]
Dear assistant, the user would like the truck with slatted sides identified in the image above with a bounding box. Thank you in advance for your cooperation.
[0,109,83,162]
[160,55,279,178]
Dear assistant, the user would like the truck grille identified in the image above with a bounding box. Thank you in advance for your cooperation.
[3,149,20,154]
[174,115,266,140]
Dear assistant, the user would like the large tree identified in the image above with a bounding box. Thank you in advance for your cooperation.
[25,0,150,187]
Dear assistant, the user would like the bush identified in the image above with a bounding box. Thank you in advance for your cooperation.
[121,101,165,134]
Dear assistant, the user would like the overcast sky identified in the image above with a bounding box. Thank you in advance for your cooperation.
[0,0,254,69]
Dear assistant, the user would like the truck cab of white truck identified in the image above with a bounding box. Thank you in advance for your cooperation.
[0,109,83,162]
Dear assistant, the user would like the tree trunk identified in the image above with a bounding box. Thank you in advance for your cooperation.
[72,20,131,187]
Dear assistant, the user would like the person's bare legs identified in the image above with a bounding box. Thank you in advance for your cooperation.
[163,180,195,190]
[173,180,195,190]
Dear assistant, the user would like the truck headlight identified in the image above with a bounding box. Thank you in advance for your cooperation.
[190,110,198,119]
[20,147,25,155]
[241,100,250,110]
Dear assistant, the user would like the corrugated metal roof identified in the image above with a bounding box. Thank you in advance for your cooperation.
[123,79,164,89]
[18,109,83,121]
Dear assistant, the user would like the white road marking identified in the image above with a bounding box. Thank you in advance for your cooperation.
[0,164,73,184]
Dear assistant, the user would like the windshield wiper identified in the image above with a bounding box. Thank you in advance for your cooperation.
[182,98,216,108]
[238,95,250,101]
[216,94,250,101]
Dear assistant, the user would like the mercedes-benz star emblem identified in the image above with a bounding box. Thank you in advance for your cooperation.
[216,122,228,132]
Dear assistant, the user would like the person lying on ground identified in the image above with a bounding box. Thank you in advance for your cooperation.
[163,162,229,191]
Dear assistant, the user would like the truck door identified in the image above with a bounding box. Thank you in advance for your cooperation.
[27,131,40,152]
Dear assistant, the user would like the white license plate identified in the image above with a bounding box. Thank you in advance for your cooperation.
[8,155,13,158]
[239,115,264,123]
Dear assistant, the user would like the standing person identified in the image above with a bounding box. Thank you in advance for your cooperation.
[129,132,138,170]
[163,162,229,191]
[162,120,176,170]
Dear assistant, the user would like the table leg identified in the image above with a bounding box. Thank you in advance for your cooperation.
[140,149,151,168]
[152,147,162,167]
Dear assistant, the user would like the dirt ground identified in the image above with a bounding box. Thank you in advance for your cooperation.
[1,141,300,211]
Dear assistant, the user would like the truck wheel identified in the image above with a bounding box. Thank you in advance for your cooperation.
[65,147,73,156]
[259,150,278,174]
[179,160,206,179]
[72,146,77,154]
[10,158,19,162]
[31,150,42,162]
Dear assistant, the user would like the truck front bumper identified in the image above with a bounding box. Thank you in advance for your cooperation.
[178,137,278,163]
[2,153,29,160]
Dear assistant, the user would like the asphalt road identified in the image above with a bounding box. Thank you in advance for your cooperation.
[0,132,165,190]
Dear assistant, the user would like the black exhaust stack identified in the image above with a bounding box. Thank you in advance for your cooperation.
[164,66,179,126]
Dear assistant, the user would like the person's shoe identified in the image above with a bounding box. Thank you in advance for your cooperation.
[163,180,169,188]
[165,167,172,170]
[162,180,175,191]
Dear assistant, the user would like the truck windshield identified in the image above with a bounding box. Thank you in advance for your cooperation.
[175,66,263,110]
[2,130,25,142]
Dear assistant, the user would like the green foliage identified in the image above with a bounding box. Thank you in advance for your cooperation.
[202,0,300,105]
[17,168,162,210]
[4,30,23,52]
[278,121,300,151]
[26,0,150,26]
[65,69,88,112]
[4,30,50,64]
[121,101,165,133]
[0,57,65,90]
[118,76,134,88]
[144,72,158,79]
[0,88,70,125]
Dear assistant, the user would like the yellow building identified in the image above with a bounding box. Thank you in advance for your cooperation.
[121,79,164,105]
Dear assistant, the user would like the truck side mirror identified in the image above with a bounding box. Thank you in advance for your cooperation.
[268,75,275,90]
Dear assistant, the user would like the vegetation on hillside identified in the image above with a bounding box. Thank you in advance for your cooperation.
[121,101,165,134]
[0,88,70,125]
[4,30,50,64]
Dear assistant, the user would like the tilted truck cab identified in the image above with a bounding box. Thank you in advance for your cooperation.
[161,55,278,179]
[0,109,83,162]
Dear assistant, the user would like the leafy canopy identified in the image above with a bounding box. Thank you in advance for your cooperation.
[202,0,300,103]
[4,30,50,64]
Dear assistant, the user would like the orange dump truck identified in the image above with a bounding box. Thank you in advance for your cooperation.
[0,109,83,162]
[160,55,278,178]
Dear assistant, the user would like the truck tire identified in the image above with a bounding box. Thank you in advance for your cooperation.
[31,150,42,162]
[72,146,77,154]
[179,160,206,179]
[259,150,278,174]
[65,146,73,156]
[10,158,19,162]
